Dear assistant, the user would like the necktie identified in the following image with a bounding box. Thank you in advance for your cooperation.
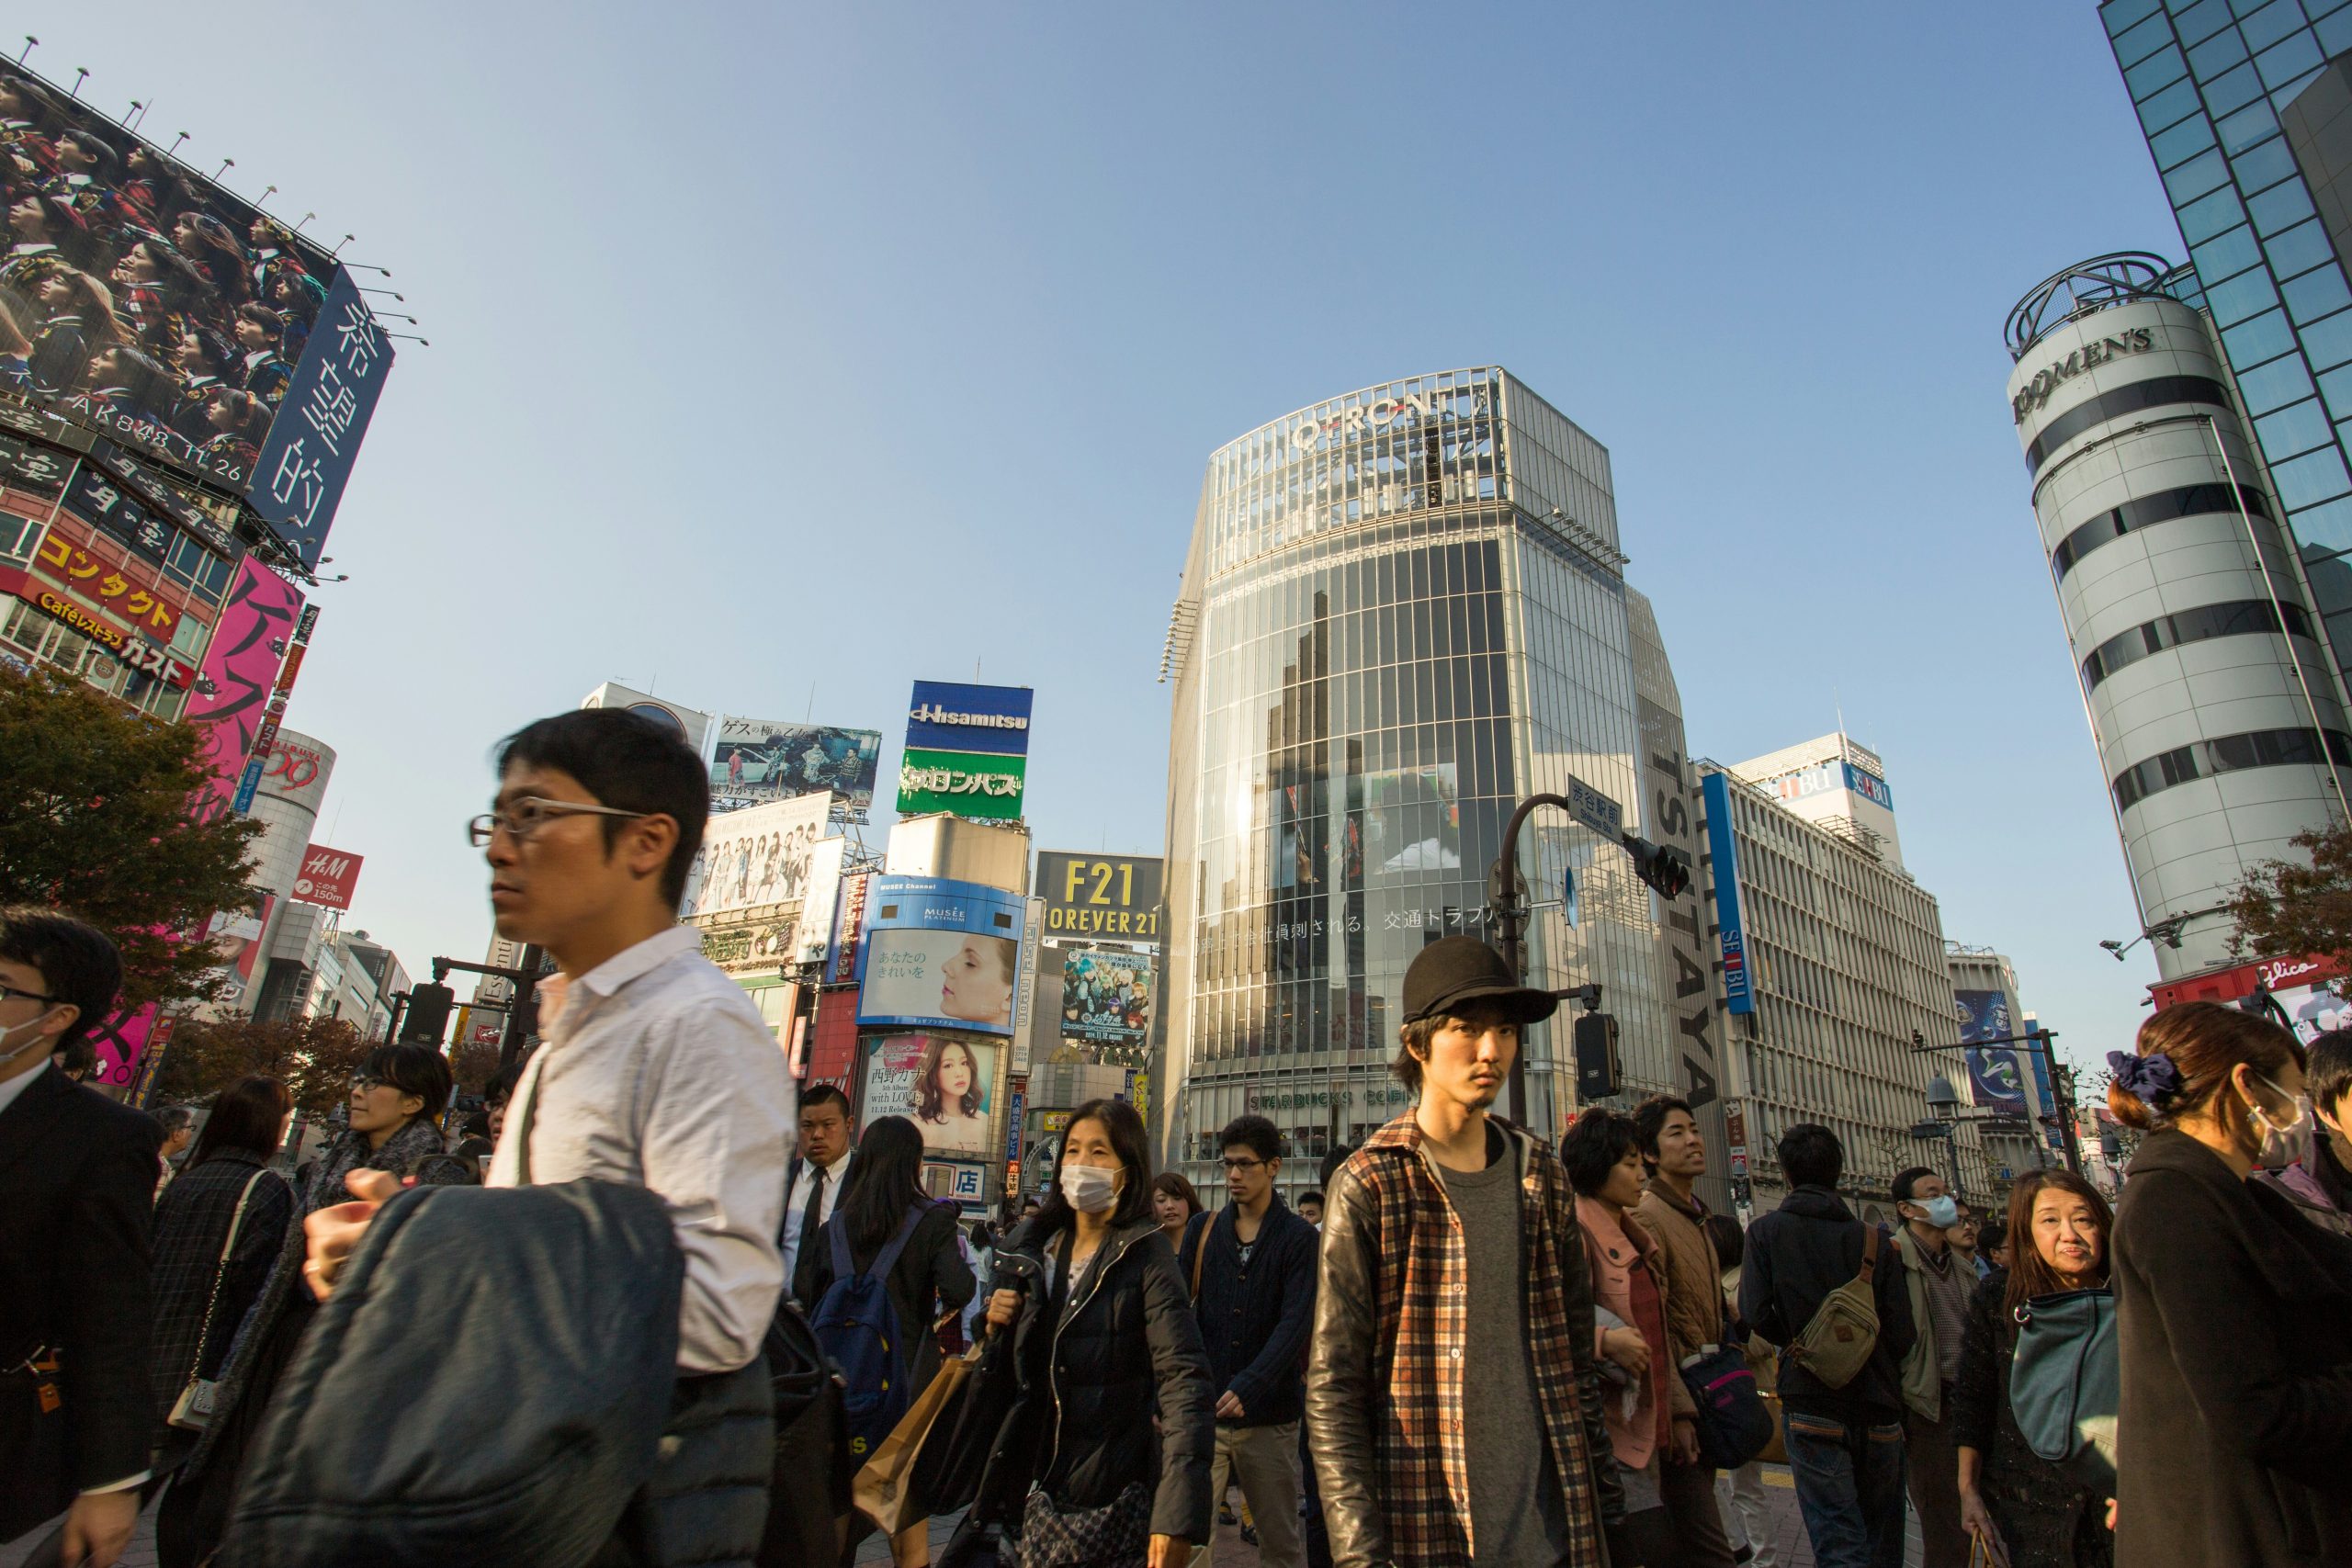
[800,1167,828,1259]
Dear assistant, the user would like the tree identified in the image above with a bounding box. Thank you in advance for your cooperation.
[150,1013,373,1118]
[2226,819,2352,969]
[449,1039,500,1098]
[0,662,264,1012]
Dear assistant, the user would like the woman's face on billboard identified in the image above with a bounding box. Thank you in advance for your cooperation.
[938,1043,975,1099]
[939,936,1011,1023]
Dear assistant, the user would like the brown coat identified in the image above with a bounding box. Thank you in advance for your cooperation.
[1636,1178,1726,1362]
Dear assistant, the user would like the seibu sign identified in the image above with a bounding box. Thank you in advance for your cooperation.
[2011,325,2154,423]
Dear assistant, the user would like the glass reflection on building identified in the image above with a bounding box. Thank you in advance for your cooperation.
[1158,368,1717,1191]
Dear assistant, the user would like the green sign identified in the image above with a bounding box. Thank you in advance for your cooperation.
[896,746,1027,820]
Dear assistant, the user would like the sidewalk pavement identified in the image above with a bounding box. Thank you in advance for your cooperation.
[3,1462,1923,1567]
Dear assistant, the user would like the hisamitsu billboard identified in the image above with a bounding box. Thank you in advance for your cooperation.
[906,682,1034,756]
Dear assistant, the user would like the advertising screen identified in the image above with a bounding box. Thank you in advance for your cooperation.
[855,875,1026,1036]
[1953,988,2028,1115]
[1363,763,1461,875]
[1036,852,1165,942]
[1059,945,1153,1049]
[711,716,881,819]
[0,61,392,565]
[861,1033,1000,1155]
[682,791,832,920]
[184,558,302,822]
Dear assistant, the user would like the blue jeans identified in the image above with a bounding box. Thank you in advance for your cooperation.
[1784,1410,1907,1568]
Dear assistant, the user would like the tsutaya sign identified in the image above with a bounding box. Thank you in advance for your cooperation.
[2011,325,2154,423]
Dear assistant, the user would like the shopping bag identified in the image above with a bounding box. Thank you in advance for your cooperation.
[852,1347,978,1535]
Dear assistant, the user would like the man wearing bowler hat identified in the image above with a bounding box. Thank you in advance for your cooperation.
[1306,936,1622,1568]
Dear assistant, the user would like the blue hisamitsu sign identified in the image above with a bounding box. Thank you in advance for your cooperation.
[1701,773,1754,1015]
[906,681,1034,757]
[249,267,396,571]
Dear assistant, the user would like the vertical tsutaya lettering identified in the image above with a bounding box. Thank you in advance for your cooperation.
[1646,745,1718,1110]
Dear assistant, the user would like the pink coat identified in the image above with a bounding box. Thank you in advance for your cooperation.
[1574,1195,1693,1471]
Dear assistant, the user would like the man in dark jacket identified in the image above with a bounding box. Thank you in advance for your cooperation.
[0,908,157,1568]
[1180,1112,1317,1568]
[1740,1123,1917,1568]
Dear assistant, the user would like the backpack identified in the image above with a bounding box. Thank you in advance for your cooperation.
[810,1204,926,1461]
[1791,1223,1881,1390]
[2007,1286,2120,1494]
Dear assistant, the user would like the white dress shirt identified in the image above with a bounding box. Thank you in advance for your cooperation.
[781,1145,853,1292]
[487,926,794,1373]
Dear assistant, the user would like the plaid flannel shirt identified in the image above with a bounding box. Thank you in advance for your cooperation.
[1313,1111,1611,1567]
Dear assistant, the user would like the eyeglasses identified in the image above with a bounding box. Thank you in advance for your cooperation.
[0,983,55,1007]
[1222,1157,1268,1173]
[350,1074,386,1092]
[468,796,649,847]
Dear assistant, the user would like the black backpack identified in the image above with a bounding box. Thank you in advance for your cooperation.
[223,1180,684,1567]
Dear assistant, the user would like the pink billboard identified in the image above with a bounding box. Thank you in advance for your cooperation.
[186,560,305,821]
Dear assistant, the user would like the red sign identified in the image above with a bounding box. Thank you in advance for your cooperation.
[291,843,364,910]
[2149,952,2346,1010]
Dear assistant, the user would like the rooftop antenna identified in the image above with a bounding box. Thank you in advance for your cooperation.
[167,131,189,160]
[17,37,35,64]
[211,156,233,181]
[67,66,87,100]
[330,233,356,259]
[291,211,316,235]
[256,183,277,209]
[806,680,815,722]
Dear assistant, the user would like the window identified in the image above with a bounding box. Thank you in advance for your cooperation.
[2080,597,2309,692]
[2023,376,2236,474]
[2113,727,2352,809]
[2051,481,2269,581]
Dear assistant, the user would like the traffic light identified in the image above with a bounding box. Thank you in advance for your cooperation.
[399,983,455,1046]
[1574,1012,1623,1101]
[1624,836,1692,901]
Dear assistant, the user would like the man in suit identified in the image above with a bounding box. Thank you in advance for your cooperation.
[780,1083,854,1298]
[0,908,159,1567]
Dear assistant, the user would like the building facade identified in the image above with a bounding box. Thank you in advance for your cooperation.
[2004,257,2349,979]
[1729,732,1905,871]
[1696,760,1991,1217]
[1158,368,1729,1201]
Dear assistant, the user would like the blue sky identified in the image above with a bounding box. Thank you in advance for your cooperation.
[50,3,2185,1080]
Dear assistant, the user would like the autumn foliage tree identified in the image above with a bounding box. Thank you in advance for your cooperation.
[2227,820,2352,970]
[0,662,263,1012]
[150,1013,375,1117]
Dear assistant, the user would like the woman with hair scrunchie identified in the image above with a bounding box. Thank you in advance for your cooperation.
[2106,1001,2352,1567]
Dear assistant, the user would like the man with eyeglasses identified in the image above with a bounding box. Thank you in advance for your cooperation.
[302,709,794,1559]
[0,907,158,1568]
[1178,1112,1318,1568]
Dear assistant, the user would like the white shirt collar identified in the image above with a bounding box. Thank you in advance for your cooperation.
[571,925,702,1002]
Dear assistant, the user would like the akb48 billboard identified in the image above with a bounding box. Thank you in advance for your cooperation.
[0,60,393,568]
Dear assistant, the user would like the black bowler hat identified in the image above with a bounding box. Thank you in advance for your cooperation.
[1401,936,1559,1026]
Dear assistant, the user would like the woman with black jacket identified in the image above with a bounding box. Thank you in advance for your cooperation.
[976,1098,1212,1568]
[2107,1001,2352,1567]
[795,1114,974,1568]
[1951,1169,2114,1568]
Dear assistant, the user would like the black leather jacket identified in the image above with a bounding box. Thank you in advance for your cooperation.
[982,1214,1215,1543]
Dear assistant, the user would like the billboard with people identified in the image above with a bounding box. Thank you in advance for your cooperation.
[710,716,881,820]
[0,60,393,566]
[1059,945,1153,1048]
[681,791,833,920]
[860,1034,1000,1156]
[855,875,1025,1036]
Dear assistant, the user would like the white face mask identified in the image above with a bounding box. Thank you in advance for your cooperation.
[0,1008,59,1066]
[1059,1162,1120,1214]
[2249,1073,2314,1168]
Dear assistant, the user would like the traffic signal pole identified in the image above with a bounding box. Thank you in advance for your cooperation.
[1488,785,1694,1123]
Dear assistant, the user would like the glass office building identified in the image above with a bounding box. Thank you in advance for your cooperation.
[2104,0,2352,688]
[1156,368,1726,1195]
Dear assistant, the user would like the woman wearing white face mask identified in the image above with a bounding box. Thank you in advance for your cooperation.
[972,1098,1213,1568]
[2108,1002,2352,1568]
[2254,1026,2352,1239]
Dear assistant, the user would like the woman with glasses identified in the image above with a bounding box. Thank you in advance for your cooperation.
[158,1044,469,1568]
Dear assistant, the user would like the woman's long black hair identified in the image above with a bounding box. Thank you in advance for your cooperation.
[187,1074,291,1168]
[1030,1098,1155,1235]
[914,1036,983,1121]
[838,1113,927,1258]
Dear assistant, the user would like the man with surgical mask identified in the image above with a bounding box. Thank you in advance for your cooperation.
[0,908,160,1568]
[2255,1025,2352,1238]
[1887,1167,1971,1568]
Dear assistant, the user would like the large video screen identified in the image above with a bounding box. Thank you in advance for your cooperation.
[855,875,1026,1036]
[0,61,390,566]
[861,1034,1000,1156]
[711,716,881,820]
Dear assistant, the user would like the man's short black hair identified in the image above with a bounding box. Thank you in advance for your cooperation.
[1318,1145,1354,1190]
[484,1061,526,1108]
[2308,1026,2352,1122]
[358,1043,453,1126]
[1218,1112,1283,1165]
[801,1083,850,1118]
[1631,1093,1696,1162]
[1778,1122,1844,1190]
[1298,1190,1323,1211]
[0,907,120,1050]
[1560,1109,1642,1197]
[1891,1166,1939,1204]
[496,709,709,907]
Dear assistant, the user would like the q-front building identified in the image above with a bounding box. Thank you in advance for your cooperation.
[1157,368,1732,1207]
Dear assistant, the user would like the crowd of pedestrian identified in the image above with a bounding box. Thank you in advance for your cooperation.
[6,709,2352,1568]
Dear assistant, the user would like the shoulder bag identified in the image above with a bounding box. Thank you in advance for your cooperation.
[2007,1286,2118,1494]
[166,1167,271,1431]
[1789,1224,1881,1390]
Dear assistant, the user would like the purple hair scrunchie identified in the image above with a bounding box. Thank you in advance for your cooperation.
[2108,1049,2183,1113]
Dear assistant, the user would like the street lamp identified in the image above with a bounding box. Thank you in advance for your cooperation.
[1913,1029,2083,1176]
